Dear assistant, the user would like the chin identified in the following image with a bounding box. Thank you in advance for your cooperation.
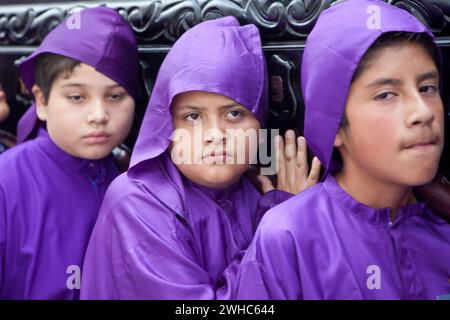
[198,177,238,189]
[197,170,242,189]
[401,169,439,187]
[176,163,248,189]
[78,148,113,160]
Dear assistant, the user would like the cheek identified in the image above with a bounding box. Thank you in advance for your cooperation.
[46,103,81,133]
[227,119,260,155]
[433,103,445,134]
[0,107,9,123]
[242,118,261,132]
[349,115,398,157]
[112,102,135,130]
[49,95,83,119]
[169,125,198,163]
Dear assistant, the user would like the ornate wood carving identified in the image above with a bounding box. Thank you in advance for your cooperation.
[0,0,449,46]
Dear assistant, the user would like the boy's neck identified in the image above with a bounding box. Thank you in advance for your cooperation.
[335,167,416,221]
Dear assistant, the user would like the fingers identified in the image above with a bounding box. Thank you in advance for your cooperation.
[295,136,308,178]
[273,132,322,194]
[284,130,298,188]
[306,157,321,188]
[257,175,275,193]
[293,136,309,193]
[275,135,286,187]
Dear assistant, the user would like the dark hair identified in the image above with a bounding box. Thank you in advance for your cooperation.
[333,32,439,170]
[34,53,81,103]
[352,32,439,85]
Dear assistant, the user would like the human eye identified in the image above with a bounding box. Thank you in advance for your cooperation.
[374,91,397,101]
[419,84,438,95]
[67,94,85,103]
[107,91,126,102]
[184,112,202,122]
[225,109,244,121]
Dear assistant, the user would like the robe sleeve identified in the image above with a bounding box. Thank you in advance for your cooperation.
[81,180,241,300]
[235,211,303,300]
[254,189,293,223]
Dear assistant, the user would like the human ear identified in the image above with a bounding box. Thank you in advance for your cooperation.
[32,85,48,121]
[334,128,344,148]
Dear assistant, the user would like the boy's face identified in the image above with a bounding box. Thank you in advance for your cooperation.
[33,63,135,160]
[169,91,261,189]
[335,42,444,187]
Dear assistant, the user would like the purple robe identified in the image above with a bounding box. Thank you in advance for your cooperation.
[0,129,119,299]
[236,175,450,299]
[0,7,139,299]
[80,17,291,299]
[235,0,450,300]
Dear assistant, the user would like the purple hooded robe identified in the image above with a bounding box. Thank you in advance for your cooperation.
[0,7,140,299]
[235,0,450,300]
[80,16,292,300]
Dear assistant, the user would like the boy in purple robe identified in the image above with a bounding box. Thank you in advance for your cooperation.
[80,16,321,300]
[235,0,450,300]
[0,7,140,299]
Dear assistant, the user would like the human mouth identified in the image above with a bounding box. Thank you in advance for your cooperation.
[403,137,439,152]
[202,150,233,163]
[82,131,111,144]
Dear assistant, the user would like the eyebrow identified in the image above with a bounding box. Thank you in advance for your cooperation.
[60,83,87,89]
[175,102,241,112]
[59,83,122,89]
[176,105,206,112]
[365,70,439,89]
[220,102,241,110]
[365,78,402,89]
[416,71,439,83]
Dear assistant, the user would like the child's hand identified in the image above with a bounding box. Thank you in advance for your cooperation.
[257,130,321,194]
